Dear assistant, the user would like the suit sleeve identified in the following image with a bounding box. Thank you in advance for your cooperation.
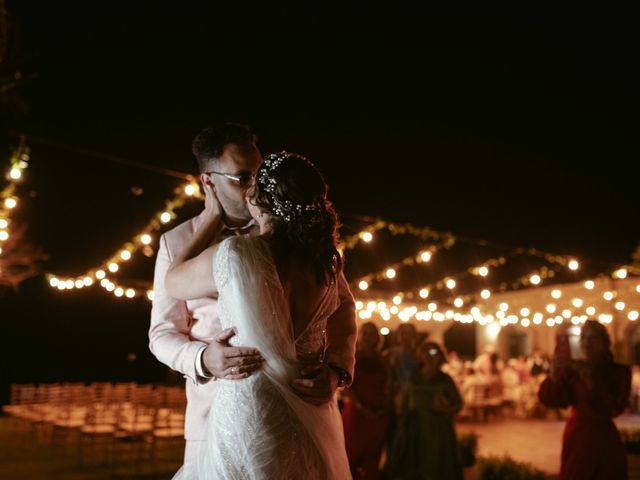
[323,272,358,385]
[148,234,210,385]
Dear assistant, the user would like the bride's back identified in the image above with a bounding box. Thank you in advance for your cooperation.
[275,258,338,361]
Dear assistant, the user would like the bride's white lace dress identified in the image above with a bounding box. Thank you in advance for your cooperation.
[174,235,351,480]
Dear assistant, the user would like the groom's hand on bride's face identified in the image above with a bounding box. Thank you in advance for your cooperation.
[290,364,338,405]
[202,328,264,380]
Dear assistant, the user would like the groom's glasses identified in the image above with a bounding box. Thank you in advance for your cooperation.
[206,171,254,188]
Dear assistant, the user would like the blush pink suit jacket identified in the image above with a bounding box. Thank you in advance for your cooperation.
[149,214,358,441]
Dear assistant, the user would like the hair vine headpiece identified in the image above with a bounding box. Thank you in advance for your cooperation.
[257,151,324,222]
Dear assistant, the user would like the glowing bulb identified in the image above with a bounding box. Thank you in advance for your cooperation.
[520,308,530,317]
[377,302,386,310]
[75,280,84,289]
[49,277,59,287]
[586,306,596,316]
[533,313,543,324]
[65,280,74,289]
[584,280,595,290]
[530,274,541,285]
[390,306,399,314]
[147,290,154,301]
[603,291,614,301]
[185,184,197,196]
[562,309,572,319]
[478,266,489,277]
[95,270,106,280]
[141,234,152,245]
[386,268,396,279]
[393,295,402,305]
[83,277,93,286]
[9,168,21,180]
[419,288,429,299]
[487,323,501,339]
[481,289,491,300]
[546,318,555,327]
[521,318,530,327]
[0,231,8,241]
[125,289,136,298]
[100,279,110,287]
[446,279,456,289]
[362,232,373,243]
[120,250,132,261]
[358,311,368,319]
[367,301,376,311]
[355,301,363,310]
[614,268,628,279]
[108,263,119,273]
[499,303,509,312]
[0,219,7,229]
[546,303,557,314]
[428,302,437,312]
[4,198,16,209]
[629,311,639,321]
[160,212,172,223]
[380,327,390,336]
[568,260,579,271]
[615,301,625,311]
[114,287,124,297]
[636,284,640,294]
[551,290,562,299]
[358,281,368,291]
[454,298,464,308]
[572,298,583,308]
[420,251,432,262]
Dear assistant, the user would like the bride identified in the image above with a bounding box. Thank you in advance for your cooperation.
[165,151,352,479]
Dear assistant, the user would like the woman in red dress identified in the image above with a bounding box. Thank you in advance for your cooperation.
[342,322,392,479]
[538,320,631,479]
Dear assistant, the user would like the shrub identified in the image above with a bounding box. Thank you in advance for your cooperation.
[477,455,546,480]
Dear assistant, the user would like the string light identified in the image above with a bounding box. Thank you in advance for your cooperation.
[0,139,30,258]
[584,280,594,290]
[420,250,432,262]
[614,268,628,279]
[568,259,580,271]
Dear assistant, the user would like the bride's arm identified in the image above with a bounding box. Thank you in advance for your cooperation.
[165,183,223,300]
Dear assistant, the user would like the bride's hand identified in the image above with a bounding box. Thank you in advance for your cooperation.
[202,181,223,224]
[291,364,338,405]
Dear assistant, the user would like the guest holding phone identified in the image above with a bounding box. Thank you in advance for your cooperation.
[538,320,631,479]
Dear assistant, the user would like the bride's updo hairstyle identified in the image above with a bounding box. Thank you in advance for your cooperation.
[250,151,343,285]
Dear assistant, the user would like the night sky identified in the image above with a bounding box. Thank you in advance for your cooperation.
[1,4,638,399]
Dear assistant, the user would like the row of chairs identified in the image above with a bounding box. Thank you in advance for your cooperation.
[3,382,186,475]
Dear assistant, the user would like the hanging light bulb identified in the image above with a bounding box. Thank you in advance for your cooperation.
[478,266,489,277]
[420,251,432,262]
[358,281,368,291]
[568,259,580,271]
[361,232,373,243]
[446,279,456,289]
[530,274,541,285]
[584,280,595,290]
[386,268,396,279]
[419,288,429,299]
[614,268,628,279]
[481,289,491,300]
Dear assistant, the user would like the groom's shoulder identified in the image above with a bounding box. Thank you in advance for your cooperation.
[160,216,198,251]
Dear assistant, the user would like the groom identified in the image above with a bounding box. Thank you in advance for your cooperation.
[149,122,357,478]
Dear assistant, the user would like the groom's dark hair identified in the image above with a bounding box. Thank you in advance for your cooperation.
[192,122,257,172]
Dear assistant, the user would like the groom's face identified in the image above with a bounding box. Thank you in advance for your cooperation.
[205,143,263,224]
